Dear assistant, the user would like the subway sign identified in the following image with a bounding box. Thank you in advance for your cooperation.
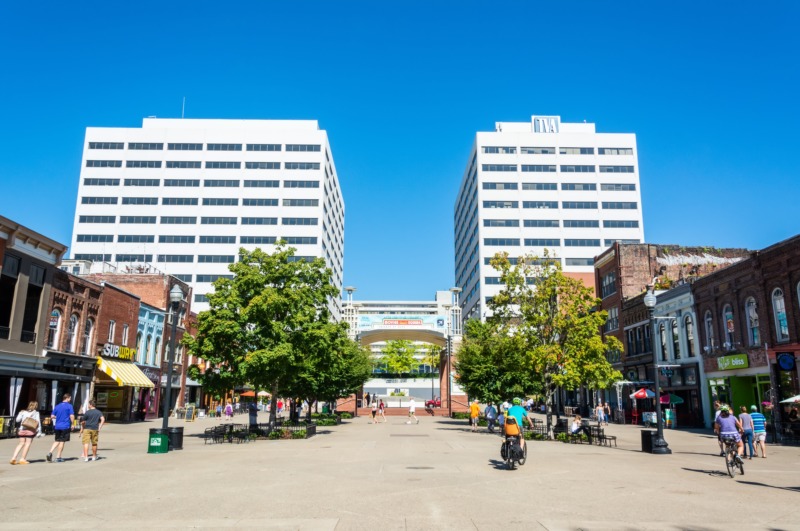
[103,343,136,361]
[717,354,749,371]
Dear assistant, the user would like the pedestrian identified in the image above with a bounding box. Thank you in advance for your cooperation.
[484,402,498,433]
[469,399,481,432]
[47,393,75,463]
[224,400,233,422]
[248,401,258,432]
[603,402,611,425]
[277,399,283,415]
[80,399,105,462]
[371,401,378,424]
[407,398,419,424]
[750,405,767,458]
[595,403,605,425]
[713,400,724,456]
[366,392,371,407]
[10,401,42,465]
[378,399,387,423]
[215,403,222,418]
[738,406,754,459]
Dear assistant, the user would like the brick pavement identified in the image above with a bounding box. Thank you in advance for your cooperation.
[1,411,798,530]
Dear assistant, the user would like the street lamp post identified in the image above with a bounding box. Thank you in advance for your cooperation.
[643,286,671,455]
[443,303,452,418]
[162,285,183,431]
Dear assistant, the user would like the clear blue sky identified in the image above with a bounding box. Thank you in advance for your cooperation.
[1,2,798,301]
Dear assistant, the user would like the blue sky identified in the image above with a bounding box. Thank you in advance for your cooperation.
[1,1,798,301]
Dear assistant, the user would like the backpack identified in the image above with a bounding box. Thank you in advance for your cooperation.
[504,415,521,437]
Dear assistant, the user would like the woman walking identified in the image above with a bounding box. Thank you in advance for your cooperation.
[378,399,387,423]
[10,401,42,465]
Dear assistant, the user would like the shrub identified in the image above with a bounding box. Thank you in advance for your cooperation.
[292,430,307,439]
[268,430,282,440]
[452,412,470,420]
[315,418,337,426]
[339,412,353,419]
[556,432,568,443]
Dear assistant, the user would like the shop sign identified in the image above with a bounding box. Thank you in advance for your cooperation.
[103,343,136,361]
[141,367,161,385]
[777,353,796,371]
[717,353,749,371]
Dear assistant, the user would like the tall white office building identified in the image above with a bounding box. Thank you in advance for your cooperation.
[70,118,345,315]
[454,116,644,322]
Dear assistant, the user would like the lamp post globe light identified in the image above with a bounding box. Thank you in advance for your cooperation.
[162,285,183,431]
[643,286,671,455]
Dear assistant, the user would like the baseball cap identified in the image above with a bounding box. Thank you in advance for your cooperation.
[750,405,757,412]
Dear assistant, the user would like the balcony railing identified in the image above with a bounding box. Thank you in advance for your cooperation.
[21,330,36,343]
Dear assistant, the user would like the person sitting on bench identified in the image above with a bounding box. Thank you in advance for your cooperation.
[571,415,592,443]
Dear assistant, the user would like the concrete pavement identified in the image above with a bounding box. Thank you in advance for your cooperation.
[1,411,798,530]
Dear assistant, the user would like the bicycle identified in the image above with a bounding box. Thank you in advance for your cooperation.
[721,436,744,477]
[500,433,527,470]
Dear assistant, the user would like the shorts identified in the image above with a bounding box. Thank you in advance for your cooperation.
[470,417,479,425]
[17,430,36,438]
[408,410,415,416]
[371,411,376,418]
[720,432,741,443]
[82,429,99,445]
[54,429,71,442]
[755,432,766,442]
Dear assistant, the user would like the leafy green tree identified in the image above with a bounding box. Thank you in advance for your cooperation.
[184,244,369,425]
[381,339,420,374]
[455,319,538,405]
[421,343,442,374]
[488,251,623,437]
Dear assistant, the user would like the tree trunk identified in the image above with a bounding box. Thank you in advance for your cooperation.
[268,381,279,426]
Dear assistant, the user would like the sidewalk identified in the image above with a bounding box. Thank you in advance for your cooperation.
[1,411,798,529]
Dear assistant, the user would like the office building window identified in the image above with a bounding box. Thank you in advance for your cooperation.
[171,274,192,282]
[160,216,197,224]
[201,217,237,225]
[525,239,560,246]
[485,277,503,284]
[79,216,116,223]
[484,238,520,246]
[521,147,555,154]
[599,165,635,173]
[603,220,639,228]
[205,162,241,170]
[164,179,200,187]
[196,274,233,282]
[124,179,160,186]
[203,198,239,206]
[168,143,203,151]
[242,217,278,225]
[82,196,118,205]
[521,165,556,172]
[601,183,636,191]
[86,160,122,167]
[83,178,120,186]
[247,144,281,151]
[283,199,319,207]
[483,201,518,209]
[126,160,162,168]
[285,162,320,170]
[560,165,595,173]
[286,144,321,152]
[562,201,597,209]
[198,255,235,263]
[157,255,193,263]
[564,220,599,228]
[282,236,318,245]
[524,220,559,227]
[115,254,152,262]
[206,143,242,151]
[602,202,638,209]
[524,201,558,209]
[283,180,319,188]
[128,143,163,150]
[483,219,519,227]
[565,258,594,266]
[281,218,317,226]
[76,234,113,242]
[483,182,518,190]
[159,235,196,244]
[199,236,235,244]
[162,197,198,205]
[559,147,594,155]
[240,236,276,244]
[604,239,640,246]
[245,180,279,188]
[482,146,516,154]
[565,239,600,247]
[89,142,123,150]
[73,253,111,261]
[166,161,201,169]
[522,183,556,190]
[243,198,278,206]
[118,235,154,243]
[482,164,517,172]
[204,180,240,188]
[120,216,156,224]
[120,197,158,206]
[245,161,280,169]
[598,147,633,155]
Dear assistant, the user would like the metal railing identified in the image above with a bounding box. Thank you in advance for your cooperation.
[20,330,36,343]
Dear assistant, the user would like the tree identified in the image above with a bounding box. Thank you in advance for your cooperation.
[455,319,538,405]
[421,343,442,374]
[488,251,623,437]
[185,244,369,425]
[381,339,420,374]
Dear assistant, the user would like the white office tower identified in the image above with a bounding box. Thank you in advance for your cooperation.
[454,116,644,322]
[70,118,345,315]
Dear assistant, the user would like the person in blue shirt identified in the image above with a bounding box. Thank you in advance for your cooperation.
[506,397,534,451]
[750,405,767,458]
[47,393,75,463]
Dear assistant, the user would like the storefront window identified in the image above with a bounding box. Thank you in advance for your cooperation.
[745,297,760,347]
[685,367,697,385]
[672,319,680,360]
[684,315,695,357]
[772,289,789,341]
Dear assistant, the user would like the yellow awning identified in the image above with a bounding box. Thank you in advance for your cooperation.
[97,357,155,388]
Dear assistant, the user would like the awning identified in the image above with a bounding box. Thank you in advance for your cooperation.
[185,377,202,387]
[97,358,154,388]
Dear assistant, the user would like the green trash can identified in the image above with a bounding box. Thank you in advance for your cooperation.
[148,428,169,454]
[322,405,330,414]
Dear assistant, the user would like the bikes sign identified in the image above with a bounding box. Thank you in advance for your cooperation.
[717,354,749,371]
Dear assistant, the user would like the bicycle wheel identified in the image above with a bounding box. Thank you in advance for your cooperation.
[507,456,516,470]
[735,455,744,476]
[725,450,735,478]
[518,442,528,466]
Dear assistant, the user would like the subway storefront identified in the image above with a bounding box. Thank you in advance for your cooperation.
[94,343,154,422]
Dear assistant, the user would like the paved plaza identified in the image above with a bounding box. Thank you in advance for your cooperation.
[1,411,798,530]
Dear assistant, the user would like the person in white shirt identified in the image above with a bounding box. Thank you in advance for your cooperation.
[407,398,419,424]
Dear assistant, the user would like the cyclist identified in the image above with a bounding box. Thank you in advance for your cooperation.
[714,404,744,463]
[506,397,534,452]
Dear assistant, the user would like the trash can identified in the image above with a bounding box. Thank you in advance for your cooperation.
[167,426,184,451]
[148,428,169,454]
[322,405,330,414]
[641,429,657,453]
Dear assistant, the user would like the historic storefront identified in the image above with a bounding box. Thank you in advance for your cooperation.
[94,342,154,422]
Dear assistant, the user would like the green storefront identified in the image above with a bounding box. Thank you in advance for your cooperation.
[706,353,771,424]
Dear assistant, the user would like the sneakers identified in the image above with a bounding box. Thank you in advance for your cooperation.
[17,460,30,465]
[735,455,744,464]
[46,452,52,462]
[9,459,16,465]
[406,421,411,424]
[416,419,420,424]
[56,458,64,463]
[719,452,725,457]
[84,457,89,462]
[90,456,96,461]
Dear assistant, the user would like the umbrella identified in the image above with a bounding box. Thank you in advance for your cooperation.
[779,394,800,404]
[660,393,684,405]
[630,388,655,399]
[239,391,255,397]
[257,391,270,397]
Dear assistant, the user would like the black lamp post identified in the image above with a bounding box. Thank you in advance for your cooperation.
[162,285,183,431]
[643,286,671,454]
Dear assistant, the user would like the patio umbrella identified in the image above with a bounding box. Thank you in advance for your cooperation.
[257,391,270,397]
[239,391,255,397]
[660,393,684,405]
[779,394,800,404]
[630,388,655,399]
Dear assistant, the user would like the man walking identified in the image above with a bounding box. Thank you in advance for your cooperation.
[407,398,419,424]
[484,402,498,433]
[750,405,768,458]
[469,399,481,432]
[80,400,105,462]
[48,393,75,463]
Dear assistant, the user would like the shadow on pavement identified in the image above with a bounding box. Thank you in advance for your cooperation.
[736,480,800,492]
[488,458,510,470]
[681,467,734,478]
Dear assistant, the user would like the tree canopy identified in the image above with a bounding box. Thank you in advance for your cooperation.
[381,339,420,374]
[185,244,371,423]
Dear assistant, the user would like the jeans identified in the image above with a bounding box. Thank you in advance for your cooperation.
[742,429,754,457]
[487,418,496,432]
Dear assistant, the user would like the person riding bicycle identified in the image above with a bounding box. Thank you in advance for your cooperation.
[505,397,534,453]
[714,404,744,463]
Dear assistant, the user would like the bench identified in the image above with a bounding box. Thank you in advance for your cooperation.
[600,435,617,447]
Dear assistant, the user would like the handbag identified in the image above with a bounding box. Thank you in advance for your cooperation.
[21,415,39,431]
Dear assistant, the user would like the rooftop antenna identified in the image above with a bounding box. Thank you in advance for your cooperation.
[182,97,186,119]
